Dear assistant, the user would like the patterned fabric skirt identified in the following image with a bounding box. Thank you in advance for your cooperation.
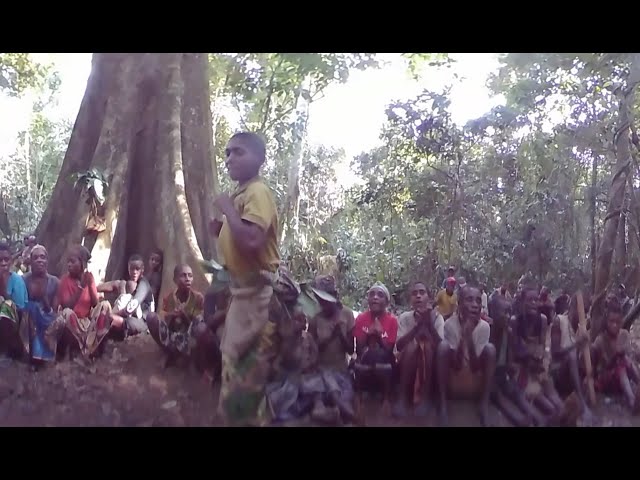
[156,314,203,356]
[59,301,113,358]
[595,355,632,393]
[21,302,59,362]
[0,298,21,354]
[265,370,354,422]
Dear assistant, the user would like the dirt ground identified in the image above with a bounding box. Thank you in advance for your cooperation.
[0,329,640,427]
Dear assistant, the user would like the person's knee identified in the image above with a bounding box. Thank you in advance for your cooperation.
[146,313,159,331]
[481,343,496,361]
[126,316,149,335]
[194,322,209,340]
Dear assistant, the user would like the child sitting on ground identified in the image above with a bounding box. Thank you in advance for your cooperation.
[592,296,640,414]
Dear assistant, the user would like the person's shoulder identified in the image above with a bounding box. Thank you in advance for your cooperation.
[162,289,176,301]
[339,306,355,321]
[477,318,491,332]
[354,310,370,324]
[619,329,631,342]
[444,314,459,327]
[245,179,275,200]
[384,311,399,323]
[192,290,205,302]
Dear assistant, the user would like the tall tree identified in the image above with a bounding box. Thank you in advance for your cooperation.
[35,53,217,300]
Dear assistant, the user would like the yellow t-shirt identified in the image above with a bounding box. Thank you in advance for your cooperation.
[217,177,280,277]
[436,289,458,317]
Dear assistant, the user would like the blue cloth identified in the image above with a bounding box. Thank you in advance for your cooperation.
[23,301,56,362]
[6,273,28,308]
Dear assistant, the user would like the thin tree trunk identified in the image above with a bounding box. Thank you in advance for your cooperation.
[590,151,598,288]
[280,78,311,245]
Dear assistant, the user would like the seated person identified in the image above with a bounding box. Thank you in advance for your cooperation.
[147,264,204,367]
[98,254,153,338]
[435,277,457,319]
[393,281,443,418]
[0,242,28,357]
[592,297,640,414]
[193,283,229,383]
[549,293,593,424]
[353,282,398,418]
[510,286,564,422]
[307,275,356,423]
[436,285,496,427]
[147,249,163,306]
[265,312,323,423]
[13,235,35,274]
[53,245,113,360]
[539,286,555,319]
[21,245,60,363]
[489,293,546,427]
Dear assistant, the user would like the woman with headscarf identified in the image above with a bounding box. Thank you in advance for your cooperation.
[352,281,399,419]
[52,245,113,359]
[0,242,28,357]
[21,244,60,362]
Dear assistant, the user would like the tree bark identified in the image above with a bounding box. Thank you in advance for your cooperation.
[35,53,217,301]
[592,54,640,336]
[590,151,598,289]
[279,76,313,246]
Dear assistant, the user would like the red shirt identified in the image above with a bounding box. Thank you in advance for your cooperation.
[353,311,398,348]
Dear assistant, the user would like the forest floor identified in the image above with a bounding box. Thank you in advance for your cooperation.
[0,330,639,427]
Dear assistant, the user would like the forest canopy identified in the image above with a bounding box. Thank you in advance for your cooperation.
[1,52,638,313]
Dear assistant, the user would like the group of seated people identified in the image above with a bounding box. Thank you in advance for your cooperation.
[2,239,640,427]
[0,242,225,381]
[272,271,640,427]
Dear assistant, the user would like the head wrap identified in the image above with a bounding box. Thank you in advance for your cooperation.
[30,244,47,257]
[367,281,390,303]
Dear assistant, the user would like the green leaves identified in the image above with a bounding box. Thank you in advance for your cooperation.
[0,53,50,97]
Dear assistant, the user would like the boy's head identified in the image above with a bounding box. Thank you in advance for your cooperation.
[173,264,193,292]
[409,281,428,311]
[224,132,266,183]
[128,254,145,282]
[0,242,10,273]
[149,249,163,272]
[606,297,624,338]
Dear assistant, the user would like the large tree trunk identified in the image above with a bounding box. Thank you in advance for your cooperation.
[35,53,218,301]
[592,54,640,336]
